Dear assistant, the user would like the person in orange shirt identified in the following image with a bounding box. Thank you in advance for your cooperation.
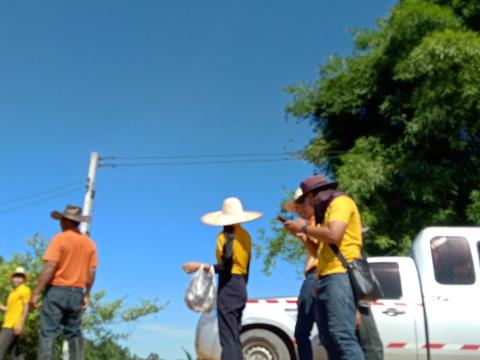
[31,205,98,360]
[0,267,31,360]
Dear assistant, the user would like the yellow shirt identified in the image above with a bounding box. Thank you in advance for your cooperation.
[317,195,362,276]
[216,225,251,276]
[3,284,31,329]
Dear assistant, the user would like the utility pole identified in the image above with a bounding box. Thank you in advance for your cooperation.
[63,152,99,360]
[80,151,99,235]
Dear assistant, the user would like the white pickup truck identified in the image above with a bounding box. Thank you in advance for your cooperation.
[195,227,480,360]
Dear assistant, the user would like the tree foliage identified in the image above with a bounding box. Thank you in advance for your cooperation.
[0,235,165,360]
[260,0,480,272]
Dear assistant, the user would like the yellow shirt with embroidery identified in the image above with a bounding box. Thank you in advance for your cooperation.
[216,225,251,276]
[3,284,31,329]
[317,195,362,276]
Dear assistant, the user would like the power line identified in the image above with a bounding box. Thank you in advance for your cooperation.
[101,152,300,161]
[99,150,347,165]
[0,180,84,206]
[0,187,84,215]
[100,158,298,168]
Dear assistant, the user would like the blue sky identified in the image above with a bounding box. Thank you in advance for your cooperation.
[0,1,396,358]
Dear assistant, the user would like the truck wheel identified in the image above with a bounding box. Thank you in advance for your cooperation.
[241,328,291,360]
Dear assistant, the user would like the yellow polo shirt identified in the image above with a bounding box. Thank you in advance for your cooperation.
[317,196,362,276]
[216,224,251,276]
[3,284,31,329]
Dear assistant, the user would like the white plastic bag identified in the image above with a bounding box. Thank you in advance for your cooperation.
[184,267,217,313]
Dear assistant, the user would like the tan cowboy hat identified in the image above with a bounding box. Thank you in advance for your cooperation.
[51,204,91,223]
[284,188,303,213]
[10,266,28,280]
[201,197,263,226]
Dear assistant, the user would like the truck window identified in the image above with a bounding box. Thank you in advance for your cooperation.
[431,236,475,285]
[370,262,402,299]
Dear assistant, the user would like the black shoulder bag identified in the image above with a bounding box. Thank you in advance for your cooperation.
[329,244,384,301]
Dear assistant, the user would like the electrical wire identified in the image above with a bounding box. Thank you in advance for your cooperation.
[0,180,84,206]
[101,151,348,161]
[0,187,84,215]
[100,157,298,168]
[102,152,301,161]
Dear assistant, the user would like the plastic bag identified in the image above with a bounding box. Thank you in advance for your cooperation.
[184,267,217,313]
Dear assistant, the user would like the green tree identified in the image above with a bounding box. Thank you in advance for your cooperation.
[260,0,480,272]
[0,235,166,360]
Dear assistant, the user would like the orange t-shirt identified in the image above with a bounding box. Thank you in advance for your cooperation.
[43,229,98,289]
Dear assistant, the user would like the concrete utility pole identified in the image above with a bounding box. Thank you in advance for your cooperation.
[80,151,99,235]
[63,152,99,360]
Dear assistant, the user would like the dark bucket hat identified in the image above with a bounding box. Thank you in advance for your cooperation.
[51,204,91,223]
[295,175,338,203]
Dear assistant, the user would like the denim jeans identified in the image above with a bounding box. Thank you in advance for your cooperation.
[314,273,364,360]
[294,270,317,360]
[40,286,84,341]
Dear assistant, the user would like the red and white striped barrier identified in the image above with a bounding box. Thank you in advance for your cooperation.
[387,343,480,351]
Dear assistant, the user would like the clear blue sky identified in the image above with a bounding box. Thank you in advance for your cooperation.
[0,1,396,359]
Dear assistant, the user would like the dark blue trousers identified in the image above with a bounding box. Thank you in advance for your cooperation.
[294,270,317,360]
[217,275,247,360]
[40,286,84,341]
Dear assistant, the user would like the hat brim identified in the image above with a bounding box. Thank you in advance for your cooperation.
[51,211,91,223]
[201,211,263,226]
[10,272,28,280]
[295,181,339,204]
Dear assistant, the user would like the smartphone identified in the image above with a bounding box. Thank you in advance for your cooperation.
[277,215,289,223]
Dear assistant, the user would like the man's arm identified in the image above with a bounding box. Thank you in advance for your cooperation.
[299,233,320,254]
[0,305,7,312]
[286,220,348,246]
[30,261,57,309]
[306,221,347,246]
[83,267,96,310]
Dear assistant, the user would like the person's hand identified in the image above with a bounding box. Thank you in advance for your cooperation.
[14,324,23,336]
[202,264,212,272]
[296,232,308,243]
[285,219,306,236]
[0,304,7,312]
[29,294,41,310]
[355,311,361,330]
[182,261,203,274]
[82,295,90,311]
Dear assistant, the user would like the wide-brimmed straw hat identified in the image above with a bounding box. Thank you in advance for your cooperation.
[201,197,263,226]
[51,204,91,223]
[284,188,303,213]
[296,175,338,203]
[10,266,28,280]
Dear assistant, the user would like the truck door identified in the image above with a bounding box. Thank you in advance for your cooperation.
[369,258,426,360]
[421,235,480,360]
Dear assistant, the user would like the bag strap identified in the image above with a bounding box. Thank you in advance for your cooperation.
[329,243,367,270]
[328,244,350,269]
